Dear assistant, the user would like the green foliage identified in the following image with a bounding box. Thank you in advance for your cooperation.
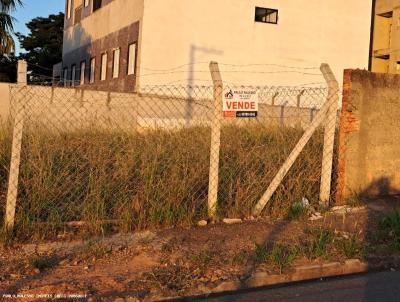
[16,12,64,81]
[0,0,23,54]
[378,211,400,251]
[29,253,59,270]
[285,202,308,221]
[253,243,298,273]
[345,192,365,207]
[78,240,112,261]
[0,226,13,246]
[303,227,334,259]
[232,250,250,265]
[336,235,364,259]
[269,244,298,273]
[190,248,215,265]
[0,54,17,82]
[253,243,269,263]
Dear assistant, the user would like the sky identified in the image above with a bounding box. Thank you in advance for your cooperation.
[13,0,64,54]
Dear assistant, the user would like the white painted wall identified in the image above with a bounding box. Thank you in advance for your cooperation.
[139,0,372,87]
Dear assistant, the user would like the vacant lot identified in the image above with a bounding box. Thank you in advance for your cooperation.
[0,124,327,241]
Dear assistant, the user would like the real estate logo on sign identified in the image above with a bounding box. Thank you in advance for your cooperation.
[223,89,259,118]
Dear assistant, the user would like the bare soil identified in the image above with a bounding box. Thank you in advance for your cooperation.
[1,197,400,302]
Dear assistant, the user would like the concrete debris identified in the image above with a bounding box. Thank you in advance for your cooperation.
[301,197,310,208]
[222,218,243,225]
[331,205,366,214]
[197,220,208,226]
[309,212,323,221]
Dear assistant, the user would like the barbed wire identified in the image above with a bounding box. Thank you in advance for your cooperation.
[140,61,320,72]
[28,60,322,76]
[26,62,54,72]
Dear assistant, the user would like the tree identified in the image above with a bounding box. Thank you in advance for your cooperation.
[17,12,64,81]
[0,0,22,54]
[0,53,17,81]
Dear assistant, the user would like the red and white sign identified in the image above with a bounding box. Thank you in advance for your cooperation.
[223,89,259,118]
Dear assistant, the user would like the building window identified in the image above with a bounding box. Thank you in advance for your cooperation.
[90,58,95,83]
[71,65,76,87]
[63,67,68,87]
[255,7,278,24]
[112,48,120,78]
[84,0,90,7]
[101,53,107,81]
[66,0,72,19]
[93,0,102,12]
[127,43,137,75]
[80,61,86,85]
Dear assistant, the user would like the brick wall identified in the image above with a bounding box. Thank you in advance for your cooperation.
[62,21,139,92]
[336,69,400,203]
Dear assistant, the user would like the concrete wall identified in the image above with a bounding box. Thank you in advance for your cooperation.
[64,0,117,29]
[139,0,372,87]
[0,83,10,122]
[371,0,400,74]
[62,0,371,91]
[375,0,396,15]
[5,85,325,132]
[336,70,400,203]
[372,15,391,51]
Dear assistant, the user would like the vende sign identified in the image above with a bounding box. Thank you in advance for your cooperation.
[223,89,259,118]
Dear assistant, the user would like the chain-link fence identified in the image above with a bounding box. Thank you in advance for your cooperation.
[0,117,12,228]
[0,65,339,240]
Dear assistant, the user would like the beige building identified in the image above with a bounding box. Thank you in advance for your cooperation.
[371,0,400,73]
[60,0,373,92]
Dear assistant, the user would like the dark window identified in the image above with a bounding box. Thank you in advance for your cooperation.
[93,0,102,12]
[255,7,278,24]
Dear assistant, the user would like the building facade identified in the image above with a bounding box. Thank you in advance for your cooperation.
[370,0,400,74]
[60,0,373,92]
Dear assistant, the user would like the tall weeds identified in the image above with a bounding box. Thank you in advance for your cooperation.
[0,124,327,241]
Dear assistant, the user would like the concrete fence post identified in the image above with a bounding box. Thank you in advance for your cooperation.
[319,64,339,207]
[5,60,27,231]
[252,63,336,216]
[17,60,27,85]
[207,62,223,218]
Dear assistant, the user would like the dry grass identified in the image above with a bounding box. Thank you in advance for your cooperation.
[0,121,12,227]
[0,124,330,241]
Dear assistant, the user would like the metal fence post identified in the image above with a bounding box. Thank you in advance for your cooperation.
[5,60,27,231]
[207,62,223,218]
[319,63,339,206]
